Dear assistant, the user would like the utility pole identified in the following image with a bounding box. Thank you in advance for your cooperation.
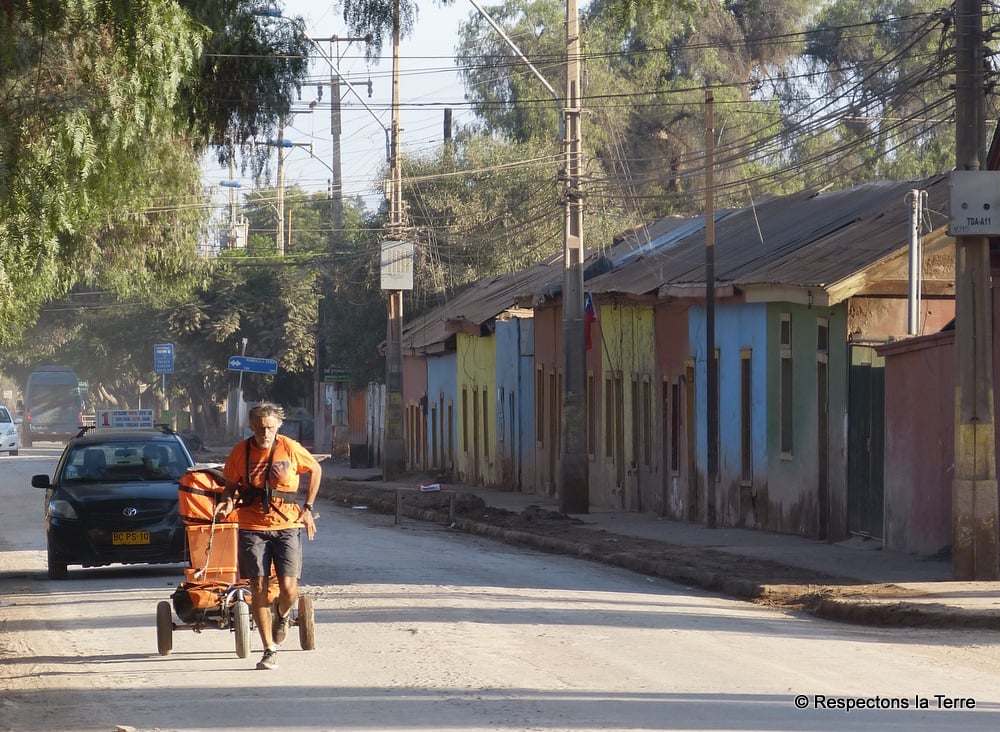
[952,0,998,580]
[227,144,237,248]
[559,0,590,513]
[330,62,343,246]
[558,0,588,513]
[276,121,286,256]
[383,0,406,479]
[465,0,578,504]
[705,90,717,529]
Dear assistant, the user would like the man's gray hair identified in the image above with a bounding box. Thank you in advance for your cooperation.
[249,402,285,423]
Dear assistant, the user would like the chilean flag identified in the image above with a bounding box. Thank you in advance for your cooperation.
[584,291,597,351]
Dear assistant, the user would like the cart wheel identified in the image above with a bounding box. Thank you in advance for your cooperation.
[297,595,315,650]
[233,599,251,659]
[156,601,173,656]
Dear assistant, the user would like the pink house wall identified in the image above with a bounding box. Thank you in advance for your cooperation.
[533,303,562,494]
[654,302,691,519]
[879,331,955,556]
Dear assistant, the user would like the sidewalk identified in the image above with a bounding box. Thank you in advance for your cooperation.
[318,459,1000,629]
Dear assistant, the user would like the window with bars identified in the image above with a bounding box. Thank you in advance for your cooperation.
[642,377,652,468]
[587,372,596,458]
[740,350,752,483]
[535,367,544,447]
[481,388,489,461]
[461,387,469,454]
[779,313,793,457]
[670,381,680,473]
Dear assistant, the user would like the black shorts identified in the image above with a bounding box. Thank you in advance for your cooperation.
[238,528,303,579]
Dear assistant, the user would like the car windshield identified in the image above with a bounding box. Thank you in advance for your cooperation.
[62,441,186,482]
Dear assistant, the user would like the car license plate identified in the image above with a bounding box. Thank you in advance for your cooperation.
[112,531,150,545]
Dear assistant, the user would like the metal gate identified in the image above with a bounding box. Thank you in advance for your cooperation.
[846,344,885,538]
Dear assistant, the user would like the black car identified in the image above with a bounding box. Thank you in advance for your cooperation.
[32,426,195,579]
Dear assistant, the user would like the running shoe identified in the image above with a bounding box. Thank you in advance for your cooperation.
[273,609,291,644]
[256,648,278,670]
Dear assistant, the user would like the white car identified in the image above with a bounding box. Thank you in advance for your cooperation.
[0,405,20,455]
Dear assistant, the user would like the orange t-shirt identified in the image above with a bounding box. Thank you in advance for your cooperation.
[222,435,316,531]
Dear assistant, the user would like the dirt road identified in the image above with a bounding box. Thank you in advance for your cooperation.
[5,452,1000,731]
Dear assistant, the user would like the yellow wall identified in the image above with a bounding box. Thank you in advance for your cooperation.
[455,332,497,485]
[600,302,657,377]
[594,301,657,508]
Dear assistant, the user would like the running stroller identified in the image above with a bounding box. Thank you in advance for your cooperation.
[155,465,315,657]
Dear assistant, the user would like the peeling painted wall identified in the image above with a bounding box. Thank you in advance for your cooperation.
[495,316,535,490]
[455,331,497,486]
[847,296,954,340]
[426,352,457,476]
[594,300,657,510]
[879,332,954,556]
[654,303,690,519]
[689,303,769,529]
[765,302,849,539]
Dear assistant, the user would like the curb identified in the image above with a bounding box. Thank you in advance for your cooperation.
[323,481,995,629]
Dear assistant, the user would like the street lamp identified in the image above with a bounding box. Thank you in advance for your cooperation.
[263,130,312,255]
[218,180,248,252]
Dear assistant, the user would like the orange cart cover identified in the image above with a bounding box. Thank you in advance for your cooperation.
[177,581,231,611]
[178,466,232,524]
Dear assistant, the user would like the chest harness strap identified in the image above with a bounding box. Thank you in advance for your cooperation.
[238,438,289,520]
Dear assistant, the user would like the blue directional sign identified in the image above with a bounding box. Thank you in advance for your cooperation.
[154,343,174,374]
[228,355,278,375]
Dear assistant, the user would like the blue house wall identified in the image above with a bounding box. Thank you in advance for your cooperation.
[689,302,769,528]
[517,317,536,491]
[426,352,457,475]
[495,316,535,490]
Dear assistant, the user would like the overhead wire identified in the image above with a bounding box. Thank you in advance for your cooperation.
[95,6,969,272]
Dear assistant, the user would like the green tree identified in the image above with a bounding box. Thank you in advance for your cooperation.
[776,0,960,188]
[0,1,205,344]
[403,135,565,296]
[456,0,566,142]
[0,1,315,348]
[242,186,334,255]
[341,0,420,58]
[179,1,312,164]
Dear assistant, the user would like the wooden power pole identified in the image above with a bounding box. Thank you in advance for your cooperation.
[558,0,589,513]
[951,0,998,580]
[383,0,406,479]
[705,90,717,529]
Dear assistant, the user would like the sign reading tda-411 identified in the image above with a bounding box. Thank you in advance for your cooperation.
[227,355,278,375]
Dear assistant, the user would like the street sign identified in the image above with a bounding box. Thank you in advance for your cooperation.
[154,343,174,375]
[96,409,155,429]
[323,365,350,383]
[228,355,278,375]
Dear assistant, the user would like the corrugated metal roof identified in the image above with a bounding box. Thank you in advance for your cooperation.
[586,174,951,297]
[403,173,953,351]
[401,251,564,353]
